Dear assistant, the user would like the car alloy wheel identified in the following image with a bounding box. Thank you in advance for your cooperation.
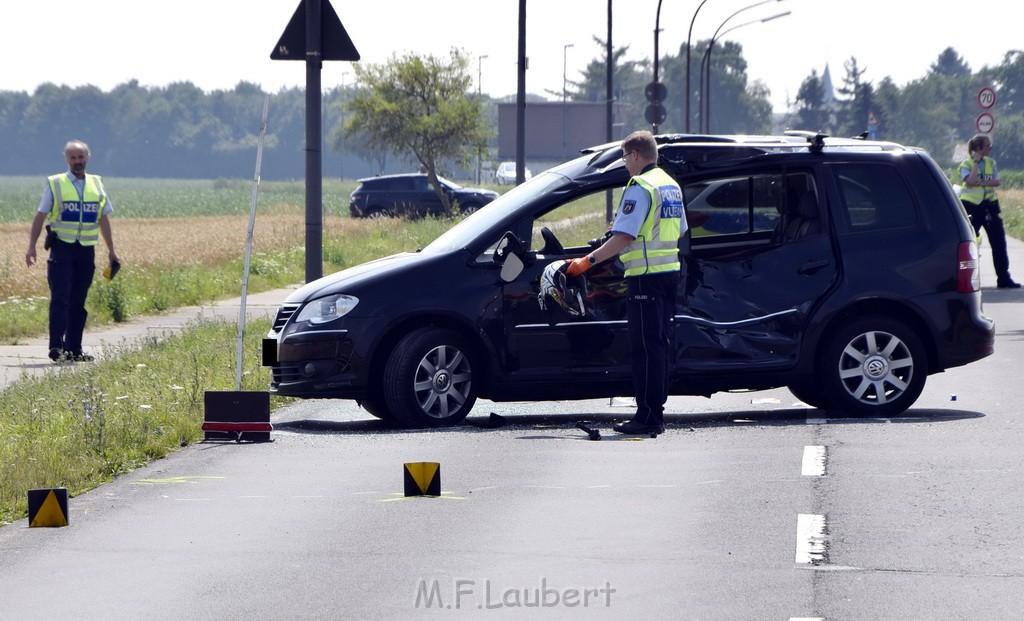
[383,327,477,427]
[821,316,927,417]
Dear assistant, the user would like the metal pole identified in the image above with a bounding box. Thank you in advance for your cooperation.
[304,0,323,283]
[477,54,487,184]
[685,0,712,133]
[606,0,613,224]
[236,94,270,391]
[563,43,573,161]
[653,0,663,133]
[516,0,526,186]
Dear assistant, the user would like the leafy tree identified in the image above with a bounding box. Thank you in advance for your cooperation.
[836,57,875,138]
[930,47,972,78]
[793,70,829,132]
[693,39,772,134]
[872,76,900,140]
[572,37,648,135]
[338,49,489,212]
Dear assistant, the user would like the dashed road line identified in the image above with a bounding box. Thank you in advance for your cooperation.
[795,513,827,564]
[801,445,826,476]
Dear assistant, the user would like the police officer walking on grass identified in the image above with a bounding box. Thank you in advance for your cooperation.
[25,140,120,362]
[567,130,685,435]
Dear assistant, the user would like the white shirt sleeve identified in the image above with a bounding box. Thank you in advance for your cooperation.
[609,183,651,239]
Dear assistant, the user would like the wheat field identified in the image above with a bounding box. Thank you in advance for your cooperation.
[0,212,364,300]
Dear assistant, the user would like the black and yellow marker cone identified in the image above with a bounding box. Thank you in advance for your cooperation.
[28,488,68,527]
[403,462,441,497]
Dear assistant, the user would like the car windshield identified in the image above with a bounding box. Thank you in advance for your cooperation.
[437,176,459,190]
[422,171,567,255]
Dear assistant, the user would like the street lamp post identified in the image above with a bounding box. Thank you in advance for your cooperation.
[701,5,789,132]
[685,0,713,133]
[653,0,663,133]
[563,43,574,162]
[477,54,488,184]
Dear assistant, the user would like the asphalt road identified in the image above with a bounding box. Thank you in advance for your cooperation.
[1,242,1023,619]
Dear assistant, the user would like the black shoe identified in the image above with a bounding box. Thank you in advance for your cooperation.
[48,348,65,362]
[997,279,1021,289]
[612,420,665,436]
[69,352,95,363]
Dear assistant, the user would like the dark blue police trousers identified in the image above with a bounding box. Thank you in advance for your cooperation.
[626,271,679,426]
[47,239,96,355]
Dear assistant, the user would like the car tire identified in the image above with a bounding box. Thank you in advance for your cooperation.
[366,207,390,219]
[383,327,477,427]
[787,381,832,411]
[819,316,927,417]
[358,397,393,421]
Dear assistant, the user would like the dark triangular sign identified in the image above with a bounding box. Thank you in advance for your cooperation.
[271,0,360,61]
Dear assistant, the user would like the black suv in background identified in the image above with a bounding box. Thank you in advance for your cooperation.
[266,132,995,427]
[348,173,498,218]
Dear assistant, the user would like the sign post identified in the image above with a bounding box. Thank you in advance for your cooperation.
[975,86,996,135]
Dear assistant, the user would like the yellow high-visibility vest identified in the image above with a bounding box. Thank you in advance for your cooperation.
[620,167,684,277]
[958,156,997,205]
[47,173,107,246]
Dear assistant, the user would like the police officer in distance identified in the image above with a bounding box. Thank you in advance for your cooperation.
[567,130,686,435]
[25,140,120,362]
[959,133,1020,288]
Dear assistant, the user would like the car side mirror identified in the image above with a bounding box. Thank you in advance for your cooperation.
[500,252,525,282]
[495,231,527,282]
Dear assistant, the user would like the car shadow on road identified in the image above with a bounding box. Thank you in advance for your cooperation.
[272,407,984,439]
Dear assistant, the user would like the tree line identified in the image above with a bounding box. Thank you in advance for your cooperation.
[2,43,1023,181]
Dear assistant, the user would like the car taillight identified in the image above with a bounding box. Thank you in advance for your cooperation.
[957,240,980,293]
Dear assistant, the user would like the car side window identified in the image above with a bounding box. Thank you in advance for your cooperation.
[531,188,624,253]
[683,173,784,240]
[834,164,917,232]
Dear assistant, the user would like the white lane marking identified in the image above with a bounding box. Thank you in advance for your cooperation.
[795,513,827,564]
[802,445,826,477]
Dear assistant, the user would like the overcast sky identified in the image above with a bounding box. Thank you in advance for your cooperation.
[2,0,1018,113]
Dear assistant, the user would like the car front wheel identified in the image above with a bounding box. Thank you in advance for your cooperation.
[382,327,477,427]
[819,316,927,417]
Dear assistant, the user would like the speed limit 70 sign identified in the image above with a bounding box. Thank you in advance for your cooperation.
[978,87,997,110]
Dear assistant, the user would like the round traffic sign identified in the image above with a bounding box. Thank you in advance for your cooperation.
[978,87,997,110]
[645,81,668,103]
[976,112,995,133]
[645,104,667,125]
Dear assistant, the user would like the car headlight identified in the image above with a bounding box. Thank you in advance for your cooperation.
[294,294,359,325]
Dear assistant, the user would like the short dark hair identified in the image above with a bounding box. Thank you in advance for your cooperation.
[622,130,657,160]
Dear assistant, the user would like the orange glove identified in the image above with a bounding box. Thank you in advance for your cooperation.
[566,255,593,277]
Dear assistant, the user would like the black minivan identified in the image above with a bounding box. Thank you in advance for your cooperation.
[265,133,994,427]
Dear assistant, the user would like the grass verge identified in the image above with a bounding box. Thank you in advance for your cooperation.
[0,319,279,526]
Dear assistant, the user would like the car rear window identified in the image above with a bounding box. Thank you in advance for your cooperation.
[833,163,918,231]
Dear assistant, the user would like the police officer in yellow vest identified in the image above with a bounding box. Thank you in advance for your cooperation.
[959,133,1020,288]
[567,130,685,435]
[25,140,120,362]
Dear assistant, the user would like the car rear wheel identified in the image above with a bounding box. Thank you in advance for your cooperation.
[383,327,477,427]
[366,207,390,219]
[820,316,927,417]
[787,381,832,410]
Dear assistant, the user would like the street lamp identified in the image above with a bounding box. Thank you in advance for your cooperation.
[652,0,663,133]
[477,54,488,184]
[701,7,790,132]
[563,43,574,161]
[685,0,713,133]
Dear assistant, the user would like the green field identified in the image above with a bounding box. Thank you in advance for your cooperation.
[0,176,357,222]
